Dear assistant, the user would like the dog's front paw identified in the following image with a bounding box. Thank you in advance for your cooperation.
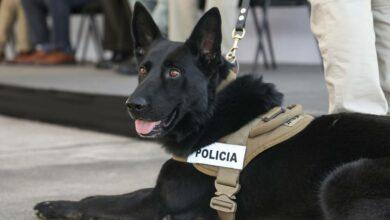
[34,201,83,220]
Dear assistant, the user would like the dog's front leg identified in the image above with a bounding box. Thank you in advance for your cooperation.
[34,188,163,220]
[154,160,217,219]
[34,160,215,220]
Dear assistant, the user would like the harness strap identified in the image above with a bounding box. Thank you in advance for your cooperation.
[172,104,313,220]
[250,105,302,137]
[210,168,241,220]
[172,156,186,163]
[217,68,237,92]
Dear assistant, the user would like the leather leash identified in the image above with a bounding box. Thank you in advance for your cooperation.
[225,0,251,67]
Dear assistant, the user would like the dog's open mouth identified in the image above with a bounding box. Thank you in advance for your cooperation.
[134,109,178,138]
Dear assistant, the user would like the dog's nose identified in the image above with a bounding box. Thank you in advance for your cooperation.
[126,97,148,112]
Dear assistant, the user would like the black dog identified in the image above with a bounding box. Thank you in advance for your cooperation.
[35,3,390,220]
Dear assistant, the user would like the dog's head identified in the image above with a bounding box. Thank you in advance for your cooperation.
[127,3,224,139]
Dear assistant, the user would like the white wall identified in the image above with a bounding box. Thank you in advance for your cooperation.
[68,6,321,65]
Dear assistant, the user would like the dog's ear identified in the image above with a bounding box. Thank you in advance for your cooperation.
[186,8,222,65]
[132,2,162,56]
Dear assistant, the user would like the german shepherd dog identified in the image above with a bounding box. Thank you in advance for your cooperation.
[34,3,390,220]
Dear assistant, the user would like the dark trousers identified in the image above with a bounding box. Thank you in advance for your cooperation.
[21,0,89,53]
[100,0,133,53]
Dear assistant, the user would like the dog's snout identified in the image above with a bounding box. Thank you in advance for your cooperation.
[126,97,148,112]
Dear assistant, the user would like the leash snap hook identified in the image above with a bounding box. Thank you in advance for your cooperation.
[226,28,246,63]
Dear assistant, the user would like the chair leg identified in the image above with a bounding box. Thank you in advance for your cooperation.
[75,15,87,62]
[251,7,269,72]
[81,19,92,63]
[263,0,277,69]
[253,41,268,72]
[88,15,104,62]
[7,31,16,58]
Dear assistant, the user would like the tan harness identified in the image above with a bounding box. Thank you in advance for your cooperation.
[173,104,314,220]
[171,2,315,218]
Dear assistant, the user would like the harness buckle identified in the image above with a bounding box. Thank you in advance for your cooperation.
[210,194,237,213]
[210,180,240,213]
[214,180,241,198]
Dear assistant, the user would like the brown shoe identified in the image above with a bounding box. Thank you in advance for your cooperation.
[35,51,76,65]
[12,50,48,64]
[0,53,4,62]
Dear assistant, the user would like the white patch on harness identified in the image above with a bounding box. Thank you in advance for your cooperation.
[284,115,304,127]
[187,143,246,170]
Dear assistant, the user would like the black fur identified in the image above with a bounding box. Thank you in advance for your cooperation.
[164,75,283,156]
[320,158,390,220]
[34,3,390,220]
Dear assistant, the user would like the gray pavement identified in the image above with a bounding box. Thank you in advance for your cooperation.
[260,65,328,115]
[0,115,168,220]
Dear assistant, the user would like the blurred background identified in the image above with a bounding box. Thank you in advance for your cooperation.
[3,0,320,63]
[0,0,328,219]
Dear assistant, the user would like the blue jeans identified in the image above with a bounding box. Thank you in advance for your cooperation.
[21,0,89,53]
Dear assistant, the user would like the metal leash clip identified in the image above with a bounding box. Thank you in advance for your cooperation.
[225,28,246,64]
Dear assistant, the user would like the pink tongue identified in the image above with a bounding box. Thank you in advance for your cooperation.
[135,120,161,135]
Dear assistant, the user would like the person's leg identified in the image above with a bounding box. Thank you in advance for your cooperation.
[372,0,390,114]
[0,0,17,55]
[309,0,388,115]
[45,0,72,53]
[101,0,120,52]
[168,0,198,42]
[116,0,133,54]
[20,0,49,47]
[15,0,31,53]
[97,0,132,69]
[31,0,90,64]
[205,0,238,54]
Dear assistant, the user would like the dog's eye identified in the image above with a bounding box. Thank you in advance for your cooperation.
[168,69,181,78]
[139,67,147,76]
